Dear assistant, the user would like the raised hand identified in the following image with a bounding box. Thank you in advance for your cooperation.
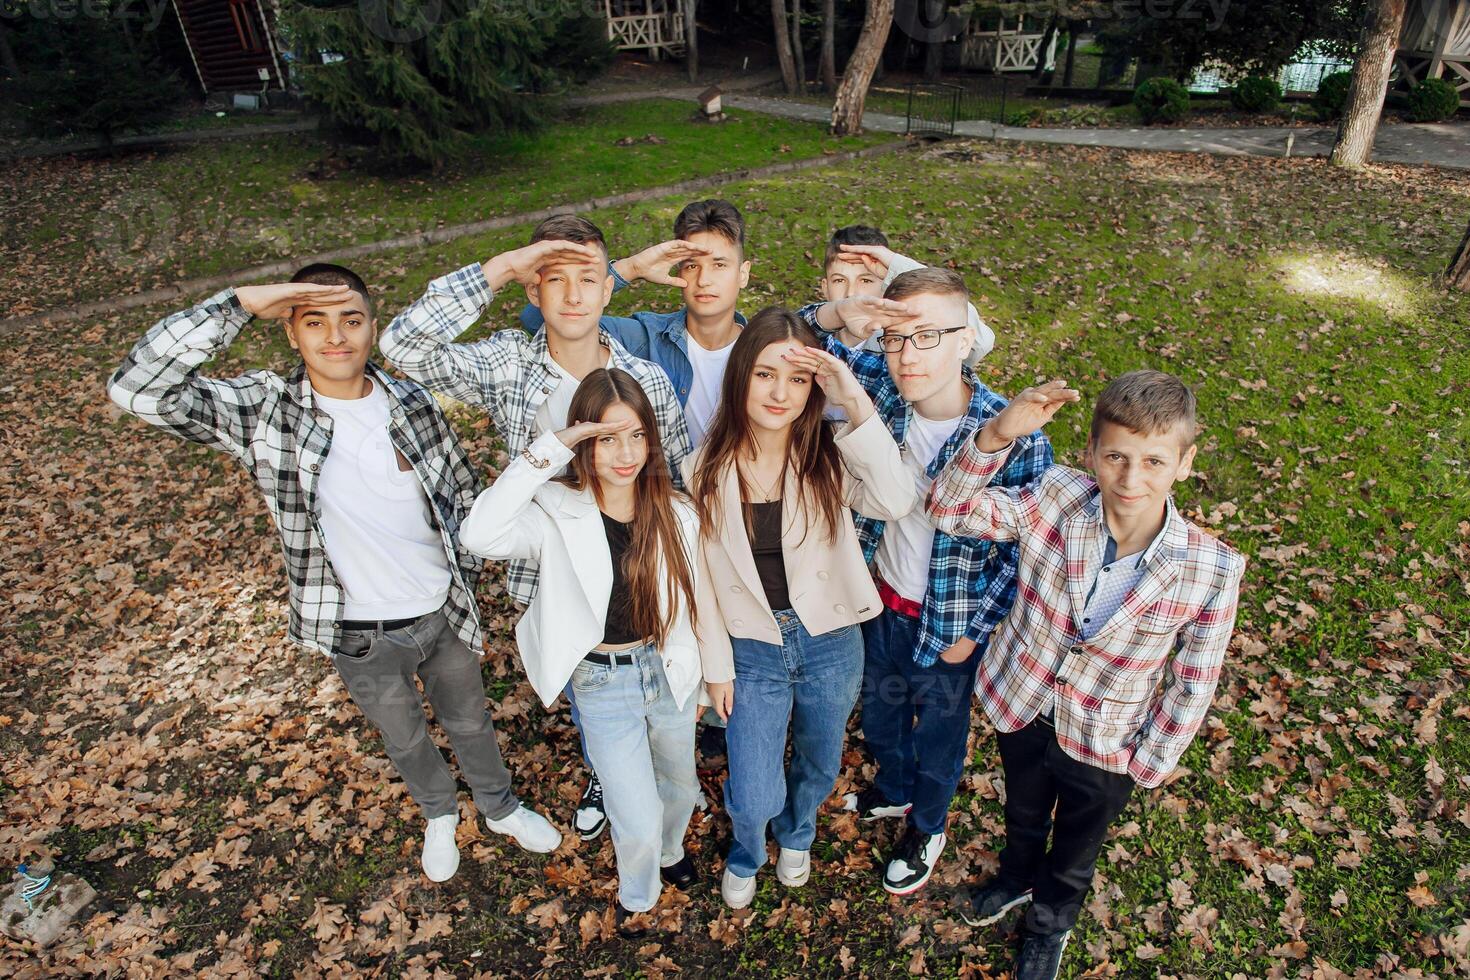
[836,243,897,279]
[821,295,915,345]
[781,345,875,425]
[553,416,635,451]
[612,239,712,288]
[978,380,1081,452]
[234,282,357,321]
[483,239,604,292]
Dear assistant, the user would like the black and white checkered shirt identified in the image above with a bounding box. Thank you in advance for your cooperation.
[107,289,485,657]
[380,262,692,604]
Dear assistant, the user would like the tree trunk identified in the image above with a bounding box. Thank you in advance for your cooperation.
[1449,220,1470,291]
[791,0,807,92]
[771,0,800,94]
[0,20,20,79]
[1030,14,1059,82]
[831,0,895,135]
[685,0,698,83]
[1329,0,1407,168]
[921,0,944,81]
[1062,19,1080,88]
[818,0,837,91]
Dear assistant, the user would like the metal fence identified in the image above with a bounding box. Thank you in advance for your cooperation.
[905,75,1020,137]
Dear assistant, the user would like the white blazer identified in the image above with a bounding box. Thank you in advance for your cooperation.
[458,430,728,710]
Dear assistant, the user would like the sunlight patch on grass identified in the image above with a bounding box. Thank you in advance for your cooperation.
[1274,251,1421,317]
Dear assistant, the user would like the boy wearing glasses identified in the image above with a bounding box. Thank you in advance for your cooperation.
[799,269,1052,897]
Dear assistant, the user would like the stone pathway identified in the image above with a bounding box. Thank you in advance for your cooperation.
[720,93,1469,170]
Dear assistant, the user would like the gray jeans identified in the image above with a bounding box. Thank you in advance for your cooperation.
[333,608,518,821]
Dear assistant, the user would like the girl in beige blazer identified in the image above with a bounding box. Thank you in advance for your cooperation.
[684,307,918,909]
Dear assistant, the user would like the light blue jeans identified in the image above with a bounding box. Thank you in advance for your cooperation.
[571,643,700,912]
[723,610,865,878]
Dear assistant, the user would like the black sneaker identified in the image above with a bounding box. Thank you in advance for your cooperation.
[660,854,698,890]
[954,877,1033,927]
[614,902,649,940]
[883,825,946,895]
[574,774,607,841]
[840,785,912,821]
[1016,928,1072,980]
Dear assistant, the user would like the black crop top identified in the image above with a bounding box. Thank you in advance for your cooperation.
[747,500,791,611]
[600,513,641,646]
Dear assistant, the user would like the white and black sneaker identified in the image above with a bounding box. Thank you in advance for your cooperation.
[574,773,607,841]
[954,876,1034,927]
[883,826,946,895]
[840,786,912,822]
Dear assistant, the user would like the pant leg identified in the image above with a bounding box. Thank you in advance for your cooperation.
[771,617,864,852]
[859,610,919,806]
[642,653,700,868]
[994,719,1060,890]
[333,624,458,820]
[571,654,663,912]
[723,632,796,877]
[562,680,595,770]
[415,611,519,821]
[1026,736,1135,935]
[905,645,981,835]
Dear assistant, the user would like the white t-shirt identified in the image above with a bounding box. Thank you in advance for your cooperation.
[314,379,452,621]
[685,336,735,449]
[874,409,964,603]
[533,358,582,438]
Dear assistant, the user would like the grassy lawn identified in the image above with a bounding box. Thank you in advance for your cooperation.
[0,98,890,317]
[2,139,1467,976]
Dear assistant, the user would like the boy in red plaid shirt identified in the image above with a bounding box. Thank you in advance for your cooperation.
[927,370,1245,980]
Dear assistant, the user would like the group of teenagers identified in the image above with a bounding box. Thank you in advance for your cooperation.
[108,199,1245,980]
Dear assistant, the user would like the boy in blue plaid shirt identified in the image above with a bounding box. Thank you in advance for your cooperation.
[798,268,1051,896]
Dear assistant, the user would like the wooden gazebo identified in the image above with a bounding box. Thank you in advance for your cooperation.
[1398,0,1470,105]
[603,0,688,60]
[958,8,1057,73]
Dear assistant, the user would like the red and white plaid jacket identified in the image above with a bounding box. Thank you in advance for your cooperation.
[927,438,1245,788]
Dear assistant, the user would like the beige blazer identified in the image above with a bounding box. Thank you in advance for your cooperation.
[683,412,918,674]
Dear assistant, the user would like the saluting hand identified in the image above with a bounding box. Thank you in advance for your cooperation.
[978,380,1081,452]
[483,239,604,292]
[234,282,356,321]
[554,417,635,451]
[835,243,897,280]
[781,345,875,426]
[613,239,713,288]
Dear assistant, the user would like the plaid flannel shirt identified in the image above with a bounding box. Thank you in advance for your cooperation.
[380,263,691,605]
[927,440,1246,788]
[106,289,485,657]
[796,301,1052,667]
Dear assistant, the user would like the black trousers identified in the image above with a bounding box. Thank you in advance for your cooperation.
[995,718,1136,935]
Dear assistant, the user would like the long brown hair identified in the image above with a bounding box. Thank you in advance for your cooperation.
[556,369,697,647]
[692,306,845,545]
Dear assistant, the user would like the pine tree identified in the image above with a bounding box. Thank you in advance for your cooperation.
[281,0,613,169]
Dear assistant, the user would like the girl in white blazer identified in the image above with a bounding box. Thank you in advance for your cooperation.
[459,368,726,938]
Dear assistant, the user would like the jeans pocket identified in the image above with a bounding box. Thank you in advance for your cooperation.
[334,629,376,661]
[572,662,614,694]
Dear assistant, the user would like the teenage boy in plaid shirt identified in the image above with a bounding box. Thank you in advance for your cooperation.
[108,265,562,887]
[798,268,1052,896]
[380,215,690,842]
[928,370,1245,980]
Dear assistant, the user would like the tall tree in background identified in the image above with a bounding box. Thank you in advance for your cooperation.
[284,0,612,169]
[1449,221,1470,290]
[831,0,894,134]
[922,0,944,81]
[1030,13,1060,81]
[791,0,807,91]
[771,0,800,93]
[818,0,837,90]
[685,0,699,82]
[1329,0,1407,167]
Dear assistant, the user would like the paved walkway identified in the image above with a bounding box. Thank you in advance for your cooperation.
[722,93,1470,170]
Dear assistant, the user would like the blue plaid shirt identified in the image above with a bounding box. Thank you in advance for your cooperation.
[797,302,1053,666]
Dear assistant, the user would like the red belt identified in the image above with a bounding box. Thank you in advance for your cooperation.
[875,577,923,620]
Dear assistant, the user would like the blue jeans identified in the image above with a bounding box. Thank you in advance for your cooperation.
[571,643,700,912]
[859,607,981,835]
[724,610,864,878]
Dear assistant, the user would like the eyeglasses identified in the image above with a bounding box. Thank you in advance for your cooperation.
[876,326,967,354]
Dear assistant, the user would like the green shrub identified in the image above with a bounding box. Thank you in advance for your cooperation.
[1231,75,1283,112]
[1406,77,1461,122]
[1313,71,1354,119]
[1133,77,1190,124]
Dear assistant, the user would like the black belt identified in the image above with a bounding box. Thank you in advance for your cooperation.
[341,616,420,632]
[584,648,640,667]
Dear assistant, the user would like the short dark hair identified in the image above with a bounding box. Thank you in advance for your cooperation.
[884,266,968,304]
[674,199,745,250]
[825,224,888,268]
[530,214,608,254]
[291,263,372,317]
[1091,370,1198,448]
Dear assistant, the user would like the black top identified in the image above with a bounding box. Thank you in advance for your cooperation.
[747,500,791,611]
[600,512,641,646]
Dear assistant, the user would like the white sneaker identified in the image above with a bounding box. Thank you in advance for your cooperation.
[485,805,563,853]
[421,813,460,882]
[721,867,757,909]
[775,848,810,887]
